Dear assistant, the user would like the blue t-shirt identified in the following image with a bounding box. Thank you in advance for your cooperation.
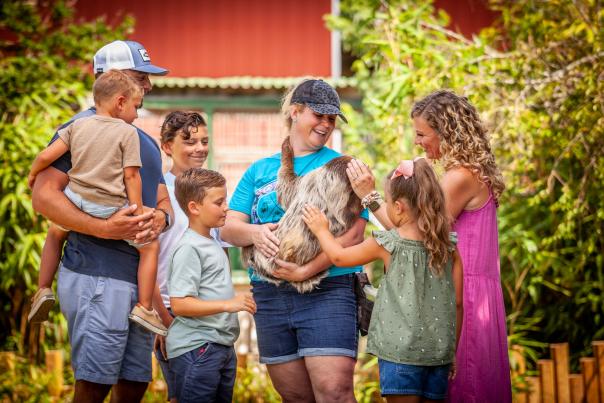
[229,146,369,280]
[50,107,165,284]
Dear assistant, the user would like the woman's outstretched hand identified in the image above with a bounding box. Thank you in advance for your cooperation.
[302,204,329,235]
[252,222,280,258]
[346,159,376,199]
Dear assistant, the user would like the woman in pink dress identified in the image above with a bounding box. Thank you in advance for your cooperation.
[411,90,511,402]
[347,90,511,402]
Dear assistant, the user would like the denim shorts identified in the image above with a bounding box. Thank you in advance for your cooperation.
[169,343,236,403]
[251,274,358,364]
[57,265,153,384]
[378,359,451,399]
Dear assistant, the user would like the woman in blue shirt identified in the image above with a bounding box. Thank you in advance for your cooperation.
[222,79,367,402]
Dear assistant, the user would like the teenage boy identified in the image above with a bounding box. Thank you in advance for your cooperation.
[31,40,172,403]
[167,168,256,403]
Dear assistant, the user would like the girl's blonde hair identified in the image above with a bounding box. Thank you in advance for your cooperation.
[387,159,452,275]
[281,79,311,130]
[411,90,505,200]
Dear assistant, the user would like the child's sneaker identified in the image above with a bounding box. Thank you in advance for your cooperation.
[129,304,168,336]
[28,288,55,323]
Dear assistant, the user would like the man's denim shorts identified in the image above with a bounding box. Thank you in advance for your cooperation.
[57,265,153,384]
[251,273,358,364]
[169,343,236,403]
[378,359,451,399]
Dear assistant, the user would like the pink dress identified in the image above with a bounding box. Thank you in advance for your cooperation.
[447,194,512,403]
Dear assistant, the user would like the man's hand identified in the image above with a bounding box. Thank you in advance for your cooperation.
[252,223,280,258]
[226,293,257,314]
[302,204,329,235]
[103,205,154,240]
[273,259,313,282]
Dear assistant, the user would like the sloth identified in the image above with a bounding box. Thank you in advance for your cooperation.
[241,136,362,293]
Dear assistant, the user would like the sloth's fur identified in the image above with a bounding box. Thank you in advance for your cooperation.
[242,136,362,293]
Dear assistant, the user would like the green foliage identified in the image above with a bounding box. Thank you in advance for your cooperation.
[0,353,57,403]
[232,360,281,402]
[330,0,604,368]
[0,0,132,354]
[353,353,382,403]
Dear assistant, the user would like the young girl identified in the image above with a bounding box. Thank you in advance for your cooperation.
[303,158,464,402]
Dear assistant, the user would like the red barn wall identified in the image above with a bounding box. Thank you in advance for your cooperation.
[75,0,333,78]
[435,0,497,38]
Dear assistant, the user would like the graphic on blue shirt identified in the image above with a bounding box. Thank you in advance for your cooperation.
[251,180,285,224]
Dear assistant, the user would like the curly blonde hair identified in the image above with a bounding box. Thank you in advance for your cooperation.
[411,90,505,200]
[388,159,452,275]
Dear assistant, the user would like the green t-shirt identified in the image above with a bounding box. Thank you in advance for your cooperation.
[166,228,240,359]
[367,229,457,366]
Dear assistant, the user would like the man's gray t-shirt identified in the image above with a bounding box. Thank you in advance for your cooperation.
[166,228,240,359]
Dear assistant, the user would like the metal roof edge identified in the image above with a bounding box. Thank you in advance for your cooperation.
[151,76,357,90]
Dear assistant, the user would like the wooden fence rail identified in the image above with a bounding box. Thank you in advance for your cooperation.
[515,341,604,403]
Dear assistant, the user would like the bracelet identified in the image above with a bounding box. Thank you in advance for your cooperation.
[361,191,382,209]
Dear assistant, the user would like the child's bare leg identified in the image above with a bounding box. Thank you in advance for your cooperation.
[136,240,159,310]
[128,240,166,335]
[39,224,69,288]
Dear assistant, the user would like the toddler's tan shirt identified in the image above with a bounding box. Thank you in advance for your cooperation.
[57,115,142,207]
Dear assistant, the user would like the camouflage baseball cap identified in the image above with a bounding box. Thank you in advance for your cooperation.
[291,79,348,123]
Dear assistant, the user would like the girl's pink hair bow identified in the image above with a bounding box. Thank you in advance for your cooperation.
[391,157,424,180]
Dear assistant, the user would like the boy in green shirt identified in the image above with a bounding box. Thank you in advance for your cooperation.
[167,168,256,402]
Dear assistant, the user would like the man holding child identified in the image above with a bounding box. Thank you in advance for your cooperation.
[31,40,172,403]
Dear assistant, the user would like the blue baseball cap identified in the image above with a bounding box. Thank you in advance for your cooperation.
[291,79,347,123]
[93,40,168,75]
